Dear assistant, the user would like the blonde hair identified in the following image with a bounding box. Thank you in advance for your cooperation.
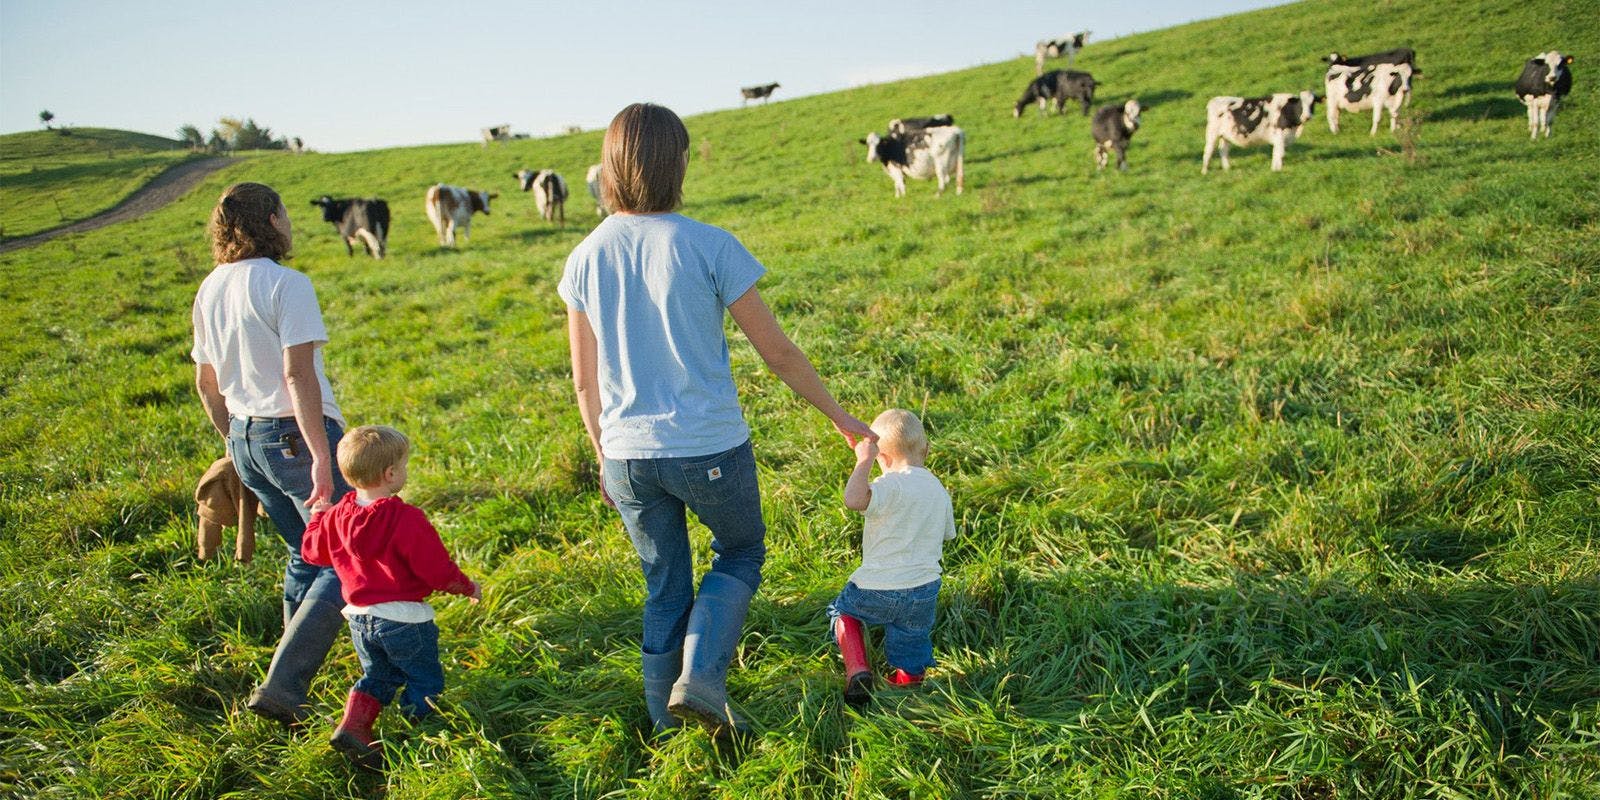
[209,182,290,263]
[601,103,689,213]
[872,409,928,459]
[337,425,410,488]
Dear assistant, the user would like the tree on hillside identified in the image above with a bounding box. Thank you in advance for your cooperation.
[39,110,54,129]
[178,124,205,151]
[209,116,289,151]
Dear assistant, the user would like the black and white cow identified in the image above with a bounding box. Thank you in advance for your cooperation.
[1035,31,1090,75]
[860,127,965,197]
[481,124,512,147]
[1322,47,1416,69]
[425,184,495,247]
[515,168,569,225]
[1202,92,1318,173]
[1091,100,1142,172]
[1324,61,1414,134]
[741,83,780,105]
[585,164,607,218]
[1515,51,1574,139]
[1015,70,1097,117]
[310,196,390,258]
[888,114,954,135]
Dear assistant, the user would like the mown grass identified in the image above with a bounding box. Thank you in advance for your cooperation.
[2,0,1598,797]
[0,127,193,240]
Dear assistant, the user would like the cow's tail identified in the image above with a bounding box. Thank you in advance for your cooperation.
[955,129,966,195]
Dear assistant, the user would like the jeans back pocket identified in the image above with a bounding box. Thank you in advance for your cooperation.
[678,443,752,508]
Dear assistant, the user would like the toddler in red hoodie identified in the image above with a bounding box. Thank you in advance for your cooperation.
[302,424,479,767]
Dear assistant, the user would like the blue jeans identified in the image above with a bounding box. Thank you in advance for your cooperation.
[227,415,352,611]
[347,614,445,717]
[603,439,766,656]
[827,579,941,674]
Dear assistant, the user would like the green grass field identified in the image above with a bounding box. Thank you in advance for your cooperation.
[2,0,1597,797]
[0,127,194,240]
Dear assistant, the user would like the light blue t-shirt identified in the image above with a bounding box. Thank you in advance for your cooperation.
[558,213,766,459]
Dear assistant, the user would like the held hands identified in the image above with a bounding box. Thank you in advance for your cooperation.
[305,457,334,510]
[854,436,879,464]
[833,414,877,448]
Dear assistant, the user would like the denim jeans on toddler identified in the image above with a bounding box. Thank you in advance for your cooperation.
[347,615,446,718]
[602,439,767,655]
[827,578,941,674]
[228,415,353,612]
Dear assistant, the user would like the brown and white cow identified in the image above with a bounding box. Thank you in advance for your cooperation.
[1202,92,1317,173]
[424,184,495,246]
[515,168,569,225]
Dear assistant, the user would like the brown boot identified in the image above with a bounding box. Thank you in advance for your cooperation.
[330,690,384,770]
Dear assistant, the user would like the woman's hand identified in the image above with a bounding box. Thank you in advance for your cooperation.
[833,414,877,448]
[306,456,334,510]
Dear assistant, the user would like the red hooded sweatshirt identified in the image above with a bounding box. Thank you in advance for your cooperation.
[303,494,475,605]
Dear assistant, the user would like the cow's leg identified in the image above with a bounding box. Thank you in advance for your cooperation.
[557,200,565,227]
[1095,143,1107,172]
[1117,144,1128,172]
[1327,103,1340,134]
[354,230,382,258]
[1527,100,1540,140]
[1371,102,1383,135]
[343,237,354,257]
[1201,135,1216,174]
[1219,140,1231,171]
[444,221,456,247]
[1271,138,1285,171]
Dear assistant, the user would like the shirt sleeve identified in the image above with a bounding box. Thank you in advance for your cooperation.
[301,510,331,566]
[277,272,330,349]
[398,507,476,596]
[557,253,585,312]
[190,293,210,365]
[712,234,766,308]
[864,473,898,517]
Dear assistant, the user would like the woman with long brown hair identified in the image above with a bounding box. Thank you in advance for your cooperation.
[192,182,352,725]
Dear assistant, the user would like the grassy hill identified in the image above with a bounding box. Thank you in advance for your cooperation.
[0,127,194,240]
[2,0,1597,797]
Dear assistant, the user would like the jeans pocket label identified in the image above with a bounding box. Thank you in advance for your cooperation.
[707,466,723,481]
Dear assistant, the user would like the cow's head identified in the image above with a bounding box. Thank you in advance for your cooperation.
[1123,99,1142,129]
[861,132,883,163]
[1293,91,1319,126]
[1073,31,1090,48]
[309,195,346,223]
[471,190,496,215]
[1539,51,1571,85]
[515,169,537,192]
[1322,52,1345,65]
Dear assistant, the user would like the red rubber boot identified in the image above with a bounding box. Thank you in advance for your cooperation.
[886,669,925,687]
[330,690,384,770]
[835,615,874,707]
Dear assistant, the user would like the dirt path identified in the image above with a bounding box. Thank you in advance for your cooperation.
[0,157,236,255]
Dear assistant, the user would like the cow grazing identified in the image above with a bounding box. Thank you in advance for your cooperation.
[1324,61,1415,134]
[1515,51,1575,139]
[1323,48,1416,69]
[585,164,607,218]
[1091,100,1142,172]
[888,115,954,135]
[424,184,495,246]
[741,83,781,105]
[1035,31,1090,74]
[1015,70,1097,117]
[481,124,512,146]
[860,127,966,197]
[310,196,390,258]
[1201,92,1318,174]
[515,168,569,225]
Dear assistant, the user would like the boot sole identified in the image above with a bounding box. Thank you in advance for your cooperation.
[666,689,737,738]
[331,731,384,770]
[843,672,874,708]
[246,689,306,728]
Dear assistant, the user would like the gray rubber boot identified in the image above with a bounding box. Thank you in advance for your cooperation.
[247,598,344,727]
[642,647,684,736]
[667,572,754,737]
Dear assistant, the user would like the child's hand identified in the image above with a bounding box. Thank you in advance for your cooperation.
[833,414,877,447]
[469,581,483,604]
[309,498,332,516]
[854,437,879,463]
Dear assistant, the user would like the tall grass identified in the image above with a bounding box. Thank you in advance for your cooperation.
[2,0,1597,796]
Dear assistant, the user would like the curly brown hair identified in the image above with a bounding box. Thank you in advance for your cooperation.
[209,182,290,263]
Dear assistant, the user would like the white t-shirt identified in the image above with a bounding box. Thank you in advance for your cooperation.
[191,258,343,424]
[850,466,957,590]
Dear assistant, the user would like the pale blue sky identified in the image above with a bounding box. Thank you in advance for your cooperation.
[1,0,1284,152]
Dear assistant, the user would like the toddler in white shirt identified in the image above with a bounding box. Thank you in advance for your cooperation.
[829,409,957,706]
